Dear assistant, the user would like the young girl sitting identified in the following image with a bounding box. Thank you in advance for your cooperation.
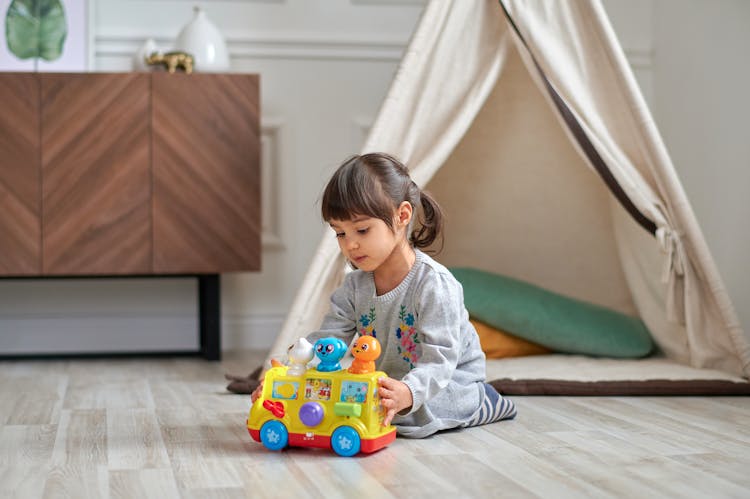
[255,152,516,438]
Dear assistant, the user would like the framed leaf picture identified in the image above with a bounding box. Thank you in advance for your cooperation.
[1,0,93,71]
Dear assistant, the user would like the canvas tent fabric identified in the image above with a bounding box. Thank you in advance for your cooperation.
[267,0,750,379]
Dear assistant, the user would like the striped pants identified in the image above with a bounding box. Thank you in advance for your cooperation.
[466,383,517,427]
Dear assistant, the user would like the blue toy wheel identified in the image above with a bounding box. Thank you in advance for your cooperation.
[331,426,361,457]
[260,420,288,451]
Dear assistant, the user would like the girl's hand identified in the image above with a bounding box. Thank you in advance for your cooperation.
[251,379,264,402]
[377,377,413,426]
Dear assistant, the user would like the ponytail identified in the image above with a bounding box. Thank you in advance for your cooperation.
[410,188,444,252]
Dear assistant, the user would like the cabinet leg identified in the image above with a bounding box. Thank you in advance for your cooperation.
[198,274,221,360]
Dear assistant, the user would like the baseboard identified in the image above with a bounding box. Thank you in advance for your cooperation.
[0,312,285,355]
[0,314,199,354]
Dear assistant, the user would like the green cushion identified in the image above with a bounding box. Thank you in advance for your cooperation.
[450,267,654,358]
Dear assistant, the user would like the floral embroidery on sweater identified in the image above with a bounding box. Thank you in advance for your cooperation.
[358,308,377,338]
[396,305,420,368]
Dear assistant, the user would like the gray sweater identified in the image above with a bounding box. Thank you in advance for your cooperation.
[307,249,486,438]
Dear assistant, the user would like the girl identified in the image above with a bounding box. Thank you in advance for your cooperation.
[257,153,516,438]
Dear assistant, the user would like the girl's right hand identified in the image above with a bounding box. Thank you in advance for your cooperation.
[378,376,413,426]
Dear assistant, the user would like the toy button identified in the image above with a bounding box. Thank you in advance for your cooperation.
[299,402,325,427]
[263,400,285,418]
[334,402,362,418]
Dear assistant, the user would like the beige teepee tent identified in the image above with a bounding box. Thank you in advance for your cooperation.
[267,0,750,382]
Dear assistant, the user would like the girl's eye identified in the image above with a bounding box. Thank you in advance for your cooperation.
[335,232,344,238]
[357,228,369,235]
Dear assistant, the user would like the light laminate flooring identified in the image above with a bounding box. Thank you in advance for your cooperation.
[1,350,749,498]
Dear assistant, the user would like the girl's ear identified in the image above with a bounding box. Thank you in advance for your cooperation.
[396,201,413,227]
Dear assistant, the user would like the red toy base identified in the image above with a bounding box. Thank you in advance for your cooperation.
[248,427,396,455]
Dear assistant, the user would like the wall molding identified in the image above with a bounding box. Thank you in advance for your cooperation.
[261,117,285,250]
[350,0,427,5]
[170,0,285,3]
[350,115,373,151]
[96,31,409,62]
[223,312,285,351]
[95,30,408,61]
[623,48,653,69]
[97,31,652,68]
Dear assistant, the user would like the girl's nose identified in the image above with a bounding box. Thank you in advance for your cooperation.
[346,238,359,251]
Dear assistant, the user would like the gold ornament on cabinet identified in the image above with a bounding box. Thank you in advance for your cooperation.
[145,51,195,74]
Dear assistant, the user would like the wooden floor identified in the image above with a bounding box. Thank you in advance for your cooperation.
[1,350,749,498]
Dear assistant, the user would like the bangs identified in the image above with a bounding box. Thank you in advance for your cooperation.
[321,158,395,227]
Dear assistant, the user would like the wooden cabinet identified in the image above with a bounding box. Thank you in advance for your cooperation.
[0,72,261,276]
[41,73,152,274]
[152,74,260,273]
[0,74,41,275]
[0,72,261,359]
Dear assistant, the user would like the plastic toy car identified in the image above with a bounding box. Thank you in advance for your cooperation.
[246,336,396,456]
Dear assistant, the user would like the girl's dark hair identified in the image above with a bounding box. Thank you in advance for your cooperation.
[321,152,444,251]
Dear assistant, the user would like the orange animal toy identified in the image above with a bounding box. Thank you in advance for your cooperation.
[348,336,381,374]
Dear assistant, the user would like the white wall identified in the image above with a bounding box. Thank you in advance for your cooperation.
[0,0,426,353]
[650,0,750,334]
[1,0,745,354]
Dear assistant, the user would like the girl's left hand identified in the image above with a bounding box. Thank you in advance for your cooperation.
[377,376,413,426]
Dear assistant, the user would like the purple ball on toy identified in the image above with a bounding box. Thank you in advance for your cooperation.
[299,402,324,427]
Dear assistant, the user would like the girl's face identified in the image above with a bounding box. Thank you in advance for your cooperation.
[329,215,398,272]
[329,203,412,274]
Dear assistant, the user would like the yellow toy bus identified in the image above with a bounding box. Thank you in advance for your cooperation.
[246,336,396,456]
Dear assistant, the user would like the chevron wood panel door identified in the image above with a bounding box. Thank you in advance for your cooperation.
[41,74,152,275]
[0,74,41,275]
[152,73,261,273]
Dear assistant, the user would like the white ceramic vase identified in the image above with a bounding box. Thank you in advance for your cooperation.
[133,38,157,71]
[174,6,230,72]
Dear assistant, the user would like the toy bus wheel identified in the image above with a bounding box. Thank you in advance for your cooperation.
[331,426,361,457]
[260,420,288,451]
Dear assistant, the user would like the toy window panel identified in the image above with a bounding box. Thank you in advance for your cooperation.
[304,378,332,400]
[340,381,368,403]
[271,381,299,400]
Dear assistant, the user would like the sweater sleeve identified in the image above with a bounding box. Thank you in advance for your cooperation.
[400,271,466,415]
[305,272,358,346]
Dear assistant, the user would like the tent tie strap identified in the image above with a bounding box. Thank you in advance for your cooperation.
[656,226,686,283]
[657,226,687,324]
